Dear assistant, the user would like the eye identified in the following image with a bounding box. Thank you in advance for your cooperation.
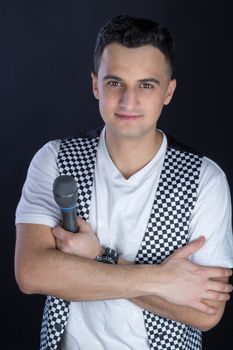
[107,80,121,87]
[140,82,154,89]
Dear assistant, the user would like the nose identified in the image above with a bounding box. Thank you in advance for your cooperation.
[119,87,139,111]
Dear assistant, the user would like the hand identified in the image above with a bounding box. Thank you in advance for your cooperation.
[156,236,233,314]
[52,217,103,259]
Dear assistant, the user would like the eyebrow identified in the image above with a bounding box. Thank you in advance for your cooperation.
[103,75,123,82]
[138,78,160,86]
[103,75,160,86]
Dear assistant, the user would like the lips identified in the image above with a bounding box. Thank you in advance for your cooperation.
[115,113,142,120]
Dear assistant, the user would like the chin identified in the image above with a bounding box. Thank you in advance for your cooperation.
[111,127,151,140]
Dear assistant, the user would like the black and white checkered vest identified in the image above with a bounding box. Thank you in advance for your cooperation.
[40,127,203,350]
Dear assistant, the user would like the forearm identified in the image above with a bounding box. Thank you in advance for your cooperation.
[15,224,161,301]
[130,295,224,331]
[19,248,154,301]
[15,224,232,313]
[119,260,198,326]
[119,258,227,331]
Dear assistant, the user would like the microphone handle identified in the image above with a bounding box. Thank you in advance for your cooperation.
[61,207,79,233]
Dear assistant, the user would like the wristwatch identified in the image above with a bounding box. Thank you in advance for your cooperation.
[96,247,119,264]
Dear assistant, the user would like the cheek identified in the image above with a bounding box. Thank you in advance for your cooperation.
[99,89,120,110]
[142,95,165,119]
[142,94,160,110]
[98,96,115,121]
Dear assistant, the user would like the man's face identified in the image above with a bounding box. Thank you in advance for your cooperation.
[92,43,176,141]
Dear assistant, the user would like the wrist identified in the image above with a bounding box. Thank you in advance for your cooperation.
[118,257,131,265]
[96,247,119,264]
[97,247,105,257]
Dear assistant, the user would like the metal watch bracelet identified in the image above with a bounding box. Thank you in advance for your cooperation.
[95,247,119,264]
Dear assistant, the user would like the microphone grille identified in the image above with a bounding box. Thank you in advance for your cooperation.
[53,175,78,208]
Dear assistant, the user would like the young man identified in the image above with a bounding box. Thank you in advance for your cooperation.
[15,15,233,350]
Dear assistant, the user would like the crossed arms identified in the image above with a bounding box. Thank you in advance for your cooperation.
[15,217,232,332]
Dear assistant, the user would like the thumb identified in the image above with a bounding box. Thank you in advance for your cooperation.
[52,226,71,241]
[175,236,205,258]
[77,216,91,232]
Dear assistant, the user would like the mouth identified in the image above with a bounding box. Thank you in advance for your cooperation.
[115,113,142,120]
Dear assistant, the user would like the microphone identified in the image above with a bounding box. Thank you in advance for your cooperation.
[53,175,79,233]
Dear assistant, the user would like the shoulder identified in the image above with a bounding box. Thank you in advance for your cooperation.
[201,156,226,180]
[198,156,229,196]
[34,139,61,158]
[164,132,230,191]
[165,132,227,178]
[166,133,202,157]
[29,139,61,172]
[25,139,62,184]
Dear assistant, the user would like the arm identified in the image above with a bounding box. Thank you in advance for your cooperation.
[130,160,233,331]
[14,144,232,315]
[117,258,229,331]
[15,143,233,330]
[24,218,230,311]
[15,223,151,301]
[130,277,229,331]
[49,219,232,331]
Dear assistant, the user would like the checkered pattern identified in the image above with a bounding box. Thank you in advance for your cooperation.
[40,136,99,350]
[135,147,202,349]
[135,148,202,265]
[40,297,70,350]
[57,137,100,220]
[143,313,202,350]
[40,132,203,350]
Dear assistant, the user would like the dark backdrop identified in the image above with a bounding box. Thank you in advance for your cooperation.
[1,1,232,349]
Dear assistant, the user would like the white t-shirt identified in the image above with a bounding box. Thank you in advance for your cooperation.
[16,127,233,350]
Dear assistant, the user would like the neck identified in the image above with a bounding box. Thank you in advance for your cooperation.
[105,128,163,179]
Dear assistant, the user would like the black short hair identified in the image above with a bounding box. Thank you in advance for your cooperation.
[94,15,175,77]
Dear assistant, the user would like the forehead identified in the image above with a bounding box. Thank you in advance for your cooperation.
[98,43,169,78]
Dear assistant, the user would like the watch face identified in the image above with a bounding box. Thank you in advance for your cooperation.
[105,247,119,261]
[96,247,119,264]
[96,255,117,264]
[101,258,114,264]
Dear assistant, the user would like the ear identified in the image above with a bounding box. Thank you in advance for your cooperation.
[91,72,99,100]
[164,79,177,105]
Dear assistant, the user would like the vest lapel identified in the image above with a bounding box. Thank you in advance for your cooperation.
[135,146,202,264]
[57,136,100,220]
[135,144,202,350]
[40,136,100,350]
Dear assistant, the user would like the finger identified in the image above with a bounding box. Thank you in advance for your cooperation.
[204,290,231,302]
[192,301,217,315]
[196,266,232,278]
[52,226,71,242]
[174,236,205,258]
[208,280,233,294]
[77,217,92,232]
[55,238,62,250]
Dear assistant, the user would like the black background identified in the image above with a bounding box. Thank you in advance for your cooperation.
[1,0,233,348]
